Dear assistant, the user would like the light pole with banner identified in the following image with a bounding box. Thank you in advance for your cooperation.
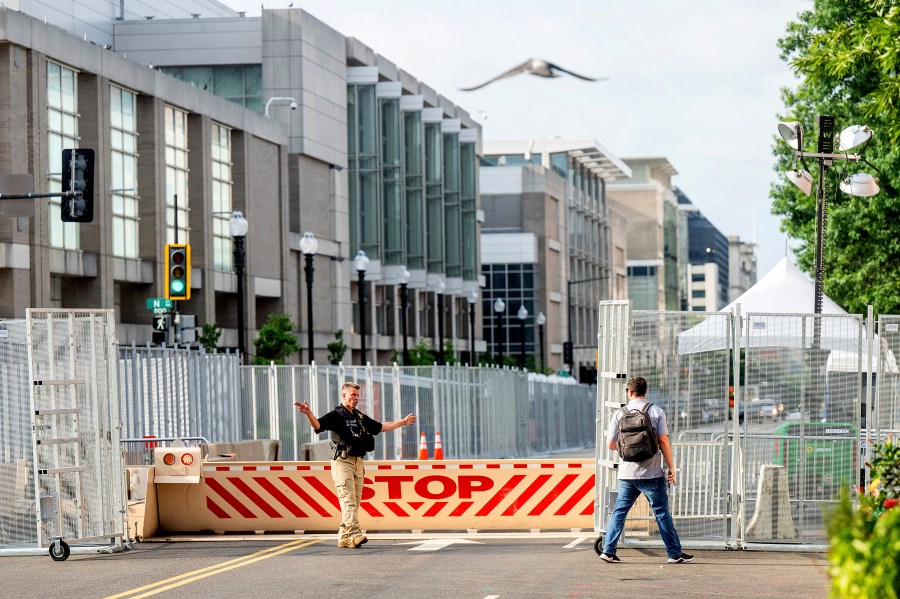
[467,287,479,365]
[517,304,528,368]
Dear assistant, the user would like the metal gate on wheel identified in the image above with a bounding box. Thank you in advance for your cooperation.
[594,302,738,551]
[1,309,126,559]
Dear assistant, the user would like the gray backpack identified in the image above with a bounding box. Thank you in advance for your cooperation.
[616,403,659,462]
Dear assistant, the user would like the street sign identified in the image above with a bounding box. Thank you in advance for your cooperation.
[152,307,170,315]
[147,298,174,310]
[152,314,170,345]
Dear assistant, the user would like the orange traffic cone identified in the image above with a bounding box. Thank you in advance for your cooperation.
[417,431,429,460]
[434,431,444,460]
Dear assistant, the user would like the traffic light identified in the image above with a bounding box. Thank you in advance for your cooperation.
[164,244,191,301]
[60,148,94,222]
[563,341,573,365]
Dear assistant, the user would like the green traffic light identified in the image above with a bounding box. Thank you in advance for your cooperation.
[171,280,185,294]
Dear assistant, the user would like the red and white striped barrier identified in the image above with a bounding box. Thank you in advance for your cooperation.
[156,459,595,533]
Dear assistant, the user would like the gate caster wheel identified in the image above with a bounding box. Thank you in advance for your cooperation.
[593,536,605,556]
[49,539,70,561]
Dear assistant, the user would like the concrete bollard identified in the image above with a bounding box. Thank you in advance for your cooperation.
[746,464,799,540]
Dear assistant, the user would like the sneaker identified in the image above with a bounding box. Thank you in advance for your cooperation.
[667,553,694,564]
[351,535,368,547]
[599,553,621,563]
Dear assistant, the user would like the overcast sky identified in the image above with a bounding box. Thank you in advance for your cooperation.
[225,0,810,277]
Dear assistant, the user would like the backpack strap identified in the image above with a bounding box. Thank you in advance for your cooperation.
[639,402,652,414]
[619,406,630,417]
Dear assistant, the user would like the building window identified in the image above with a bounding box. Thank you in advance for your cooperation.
[692,289,706,298]
[443,131,461,278]
[425,121,443,272]
[161,65,263,112]
[691,273,705,281]
[165,106,190,244]
[47,61,79,250]
[110,86,139,258]
[381,97,403,265]
[211,123,233,271]
[460,141,477,281]
[481,263,536,359]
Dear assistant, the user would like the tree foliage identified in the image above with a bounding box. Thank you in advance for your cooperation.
[774,0,900,314]
[198,322,222,353]
[252,313,300,365]
[327,329,348,365]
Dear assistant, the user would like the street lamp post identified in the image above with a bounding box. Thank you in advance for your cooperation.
[354,250,370,365]
[493,297,505,366]
[536,311,546,371]
[299,231,318,364]
[398,265,411,365]
[467,287,478,365]
[436,278,446,365]
[517,305,528,369]
[229,211,249,364]
[776,117,879,343]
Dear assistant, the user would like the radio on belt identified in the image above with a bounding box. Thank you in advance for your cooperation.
[154,446,201,483]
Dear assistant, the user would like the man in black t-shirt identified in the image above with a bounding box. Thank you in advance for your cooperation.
[295,381,415,548]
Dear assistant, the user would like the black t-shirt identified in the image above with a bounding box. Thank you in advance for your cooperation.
[315,405,383,457]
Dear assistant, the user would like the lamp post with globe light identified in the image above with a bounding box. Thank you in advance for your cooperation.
[299,231,318,364]
[493,297,505,366]
[354,250,370,364]
[229,211,249,363]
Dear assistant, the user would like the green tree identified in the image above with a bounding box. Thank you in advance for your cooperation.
[774,0,900,314]
[327,329,348,365]
[252,313,300,365]
[408,339,436,365]
[198,322,222,353]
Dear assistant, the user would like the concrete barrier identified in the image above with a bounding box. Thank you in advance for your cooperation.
[154,459,595,534]
[207,440,280,461]
[746,464,798,540]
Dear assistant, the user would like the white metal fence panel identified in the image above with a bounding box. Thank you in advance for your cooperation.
[119,345,242,443]
[737,312,864,546]
[26,309,124,550]
[594,301,631,534]
[241,363,592,461]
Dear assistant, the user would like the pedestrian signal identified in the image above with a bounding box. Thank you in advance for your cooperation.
[164,244,191,301]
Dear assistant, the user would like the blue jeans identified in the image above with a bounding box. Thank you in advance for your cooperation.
[603,476,682,559]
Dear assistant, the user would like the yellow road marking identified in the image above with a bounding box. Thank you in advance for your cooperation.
[104,539,321,599]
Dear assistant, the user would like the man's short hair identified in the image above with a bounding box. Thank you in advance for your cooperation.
[341,381,361,392]
[626,376,648,397]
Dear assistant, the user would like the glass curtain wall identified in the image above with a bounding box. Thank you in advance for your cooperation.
[380,97,403,265]
[443,131,462,278]
[460,141,478,282]
[347,83,380,258]
[403,110,425,270]
[424,121,443,273]
[110,85,139,258]
[47,61,79,250]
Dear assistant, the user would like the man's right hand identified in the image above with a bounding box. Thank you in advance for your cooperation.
[294,401,310,415]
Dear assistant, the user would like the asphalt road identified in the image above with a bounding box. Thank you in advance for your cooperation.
[0,534,830,599]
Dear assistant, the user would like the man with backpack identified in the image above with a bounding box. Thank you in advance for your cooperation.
[599,376,694,564]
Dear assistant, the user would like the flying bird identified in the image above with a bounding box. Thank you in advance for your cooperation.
[459,58,605,92]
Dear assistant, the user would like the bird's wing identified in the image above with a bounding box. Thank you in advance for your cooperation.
[459,60,533,91]
[546,62,605,82]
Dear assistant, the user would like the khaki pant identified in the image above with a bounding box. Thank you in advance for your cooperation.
[331,455,364,542]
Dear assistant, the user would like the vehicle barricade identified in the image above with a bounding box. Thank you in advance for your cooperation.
[146,459,594,536]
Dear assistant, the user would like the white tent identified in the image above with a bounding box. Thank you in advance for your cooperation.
[677,257,895,372]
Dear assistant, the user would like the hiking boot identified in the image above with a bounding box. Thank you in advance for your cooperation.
[337,539,353,548]
[599,553,621,563]
[351,535,368,547]
[667,553,694,563]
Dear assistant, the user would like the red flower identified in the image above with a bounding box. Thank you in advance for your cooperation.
[885,498,899,509]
